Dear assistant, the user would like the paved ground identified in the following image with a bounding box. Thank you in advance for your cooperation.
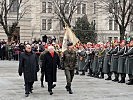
[0,61,133,100]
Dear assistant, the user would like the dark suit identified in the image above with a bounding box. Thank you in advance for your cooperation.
[18,51,39,94]
[41,51,60,91]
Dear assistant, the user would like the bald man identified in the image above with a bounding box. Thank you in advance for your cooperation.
[18,44,39,97]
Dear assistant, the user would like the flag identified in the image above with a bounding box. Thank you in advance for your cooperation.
[62,26,79,52]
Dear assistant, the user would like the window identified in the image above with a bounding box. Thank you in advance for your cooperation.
[10,0,18,12]
[82,4,86,14]
[42,19,46,30]
[77,4,81,14]
[47,19,52,30]
[114,21,118,30]
[109,19,113,30]
[94,3,96,14]
[48,2,52,13]
[42,2,46,13]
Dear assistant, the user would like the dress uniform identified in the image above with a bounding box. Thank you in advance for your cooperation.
[97,47,106,78]
[110,43,120,82]
[117,41,128,83]
[103,46,113,80]
[123,41,133,85]
[77,46,87,75]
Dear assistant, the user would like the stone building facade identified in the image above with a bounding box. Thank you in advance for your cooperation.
[0,0,132,43]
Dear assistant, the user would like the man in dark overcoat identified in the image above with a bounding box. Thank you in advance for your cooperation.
[41,46,60,95]
[18,44,39,97]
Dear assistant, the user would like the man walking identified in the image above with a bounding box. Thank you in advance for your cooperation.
[18,44,39,97]
[63,42,77,94]
[41,46,60,95]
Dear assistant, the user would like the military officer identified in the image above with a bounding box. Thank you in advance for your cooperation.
[110,41,120,82]
[97,44,106,79]
[92,45,100,78]
[123,40,133,85]
[117,40,128,83]
[77,45,87,75]
[63,42,77,94]
[103,42,113,80]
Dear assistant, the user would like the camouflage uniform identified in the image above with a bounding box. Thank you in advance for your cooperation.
[63,49,77,93]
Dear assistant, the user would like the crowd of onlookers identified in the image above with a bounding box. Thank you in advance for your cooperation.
[0,38,61,61]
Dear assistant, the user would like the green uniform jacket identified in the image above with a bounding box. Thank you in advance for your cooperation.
[63,50,77,70]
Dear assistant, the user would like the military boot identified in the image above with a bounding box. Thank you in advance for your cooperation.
[65,86,69,91]
[68,86,73,94]
[118,77,125,83]
[126,80,133,85]
[105,76,112,80]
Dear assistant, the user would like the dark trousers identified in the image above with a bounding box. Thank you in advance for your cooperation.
[40,72,45,82]
[114,72,119,79]
[65,69,74,87]
[25,81,34,94]
[48,81,53,91]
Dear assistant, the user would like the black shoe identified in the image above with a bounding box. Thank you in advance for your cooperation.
[25,94,29,97]
[94,75,99,78]
[87,73,93,76]
[118,79,125,83]
[65,86,69,91]
[105,77,112,80]
[80,73,85,76]
[69,89,73,94]
[75,73,79,75]
[41,82,44,88]
[48,91,53,95]
[89,74,94,77]
[99,76,104,79]
[52,84,56,89]
[112,78,119,82]
[41,84,44,88]
[126,81,133,85]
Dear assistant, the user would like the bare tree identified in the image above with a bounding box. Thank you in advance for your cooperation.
[0,0,30,43]
[97,0,133,40]
[53,0,82,27]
